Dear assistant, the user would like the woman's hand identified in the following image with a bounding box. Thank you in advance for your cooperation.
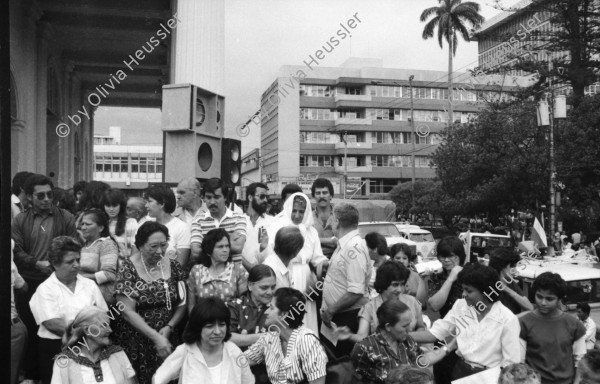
[158,325,172,339]
[448,265,463,282]
[153,333,173,359]
[334,326,354,341]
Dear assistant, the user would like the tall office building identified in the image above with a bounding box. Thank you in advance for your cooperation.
[259,58,530,197]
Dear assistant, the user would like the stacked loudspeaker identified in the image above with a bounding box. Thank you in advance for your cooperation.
[161,84,241,186]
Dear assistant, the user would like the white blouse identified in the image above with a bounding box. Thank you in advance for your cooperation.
[153,341,254,384]
[51,356,136,384]
[29,273,108,339]
[429,299,521,368]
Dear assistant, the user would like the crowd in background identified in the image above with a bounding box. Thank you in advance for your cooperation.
[9,171,600,384]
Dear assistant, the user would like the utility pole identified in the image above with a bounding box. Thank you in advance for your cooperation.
[343,130,348,199]
[409,75,416,215]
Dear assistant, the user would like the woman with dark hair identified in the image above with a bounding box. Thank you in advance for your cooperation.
[337,261,425,343]
[351,299,446,384]
[112,221,187,384]
[29,236,108,384]
[153,297,254,384]
[410,263,520,381]
[102,188,138,258]
[228,264,277,347]
[365,232,390,294]
[79,209,119,304]
[50,306,136,383]
[187,228,248,310]
[75,181,110,237]
[391,242,428,304]
[145,185,190,268]
[488,248,533,314]
[244,287,328,384]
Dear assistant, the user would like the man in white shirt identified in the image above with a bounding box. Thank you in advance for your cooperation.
[263,226,305,289]
[11,171,33,223]
[11,240,28,384]
[174,177,207,229]
[242,182,275,267]
[126,197,153,226]
[321,203,372,357]
[577,303,597,350]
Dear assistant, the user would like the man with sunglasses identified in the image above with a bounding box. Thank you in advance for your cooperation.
[11,174,78,384]
[241,182,276,268]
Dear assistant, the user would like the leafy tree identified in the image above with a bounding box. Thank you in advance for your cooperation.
[420,0,485,122]
[482,0,600,105]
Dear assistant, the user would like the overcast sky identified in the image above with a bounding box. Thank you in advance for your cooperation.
[96,0,520,154]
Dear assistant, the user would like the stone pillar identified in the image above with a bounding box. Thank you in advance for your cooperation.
[35,21,52,174]
[171,0,224,95]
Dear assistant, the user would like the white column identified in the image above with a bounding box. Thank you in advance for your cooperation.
[171,0,224,95]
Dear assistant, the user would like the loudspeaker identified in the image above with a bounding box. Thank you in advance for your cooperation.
[161,83,225,137]
[221,138,242,187]
[163,131,222,183]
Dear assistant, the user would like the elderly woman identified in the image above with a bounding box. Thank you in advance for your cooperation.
[79,209,119,304]
[51,306,136,383]
[29,236,108,384]
[337,261,426,343]
[145,185,191,268]
[102,189,138,258]
[244,287,328,384]
[410,263,521,381]
[153,297,254,384]
[351,299,450,384]
[187,228,248,310]
[112,221,187,384]
[267,192,329,332]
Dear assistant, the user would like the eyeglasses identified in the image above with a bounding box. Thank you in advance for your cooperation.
[255,194,268,200]
[147,242,169,252]
[34,191,54,200]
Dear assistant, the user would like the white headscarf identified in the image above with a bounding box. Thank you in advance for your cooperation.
[279,192,314,235]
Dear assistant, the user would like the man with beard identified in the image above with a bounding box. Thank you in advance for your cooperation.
[242,182,275,268]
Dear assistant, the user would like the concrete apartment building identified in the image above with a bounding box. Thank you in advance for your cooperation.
[93,126,162,193]
[474,0,599,94]
[259,58,530,197]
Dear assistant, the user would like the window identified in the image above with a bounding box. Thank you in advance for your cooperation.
[299,108,335,120]
[300,132,341,144]
[345,87,362,95]
[299,85,334,97]
[300,155,334,167]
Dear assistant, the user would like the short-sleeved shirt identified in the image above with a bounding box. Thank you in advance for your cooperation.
[11,240,25,319]
[29,273,108,339]
[359,294,422,334]
[242,213,276,265]
[312,208,336,257]
[427,270,463,317]
[228,292,268,336]
[263,253,293,289]
[322,230,372,312]
[187,262,248,303]
[164,217,191,260]
[244,327,327,384]
[351,329,421,384]
[519,311,587,384]
[190,209,247,263]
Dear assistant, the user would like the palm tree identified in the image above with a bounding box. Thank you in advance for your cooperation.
[420,0,484,124]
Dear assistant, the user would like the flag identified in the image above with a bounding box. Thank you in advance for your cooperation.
[531,218,548,248]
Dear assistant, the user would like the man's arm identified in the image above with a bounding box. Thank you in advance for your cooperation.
[11,217,36,270]
[322,292,363,326]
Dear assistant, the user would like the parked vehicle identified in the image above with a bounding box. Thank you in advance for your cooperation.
[459,231,513,264]
[517,262,600,326]
[395,224,437,260]
[358,222,418,257]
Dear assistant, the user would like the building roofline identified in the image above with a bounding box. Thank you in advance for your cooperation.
[474,0,536,36]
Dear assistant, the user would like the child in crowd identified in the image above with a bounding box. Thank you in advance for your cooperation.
[519,272,587,384]
[498,363,541,384]
[574,350,600,384]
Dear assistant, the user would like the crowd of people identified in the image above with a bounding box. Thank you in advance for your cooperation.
[9,172,600,384]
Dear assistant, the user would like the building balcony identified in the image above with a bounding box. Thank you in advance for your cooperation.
[335,165,373,173]
[334,118,371,126]
[334,142,372,150]
[334,94,372,102]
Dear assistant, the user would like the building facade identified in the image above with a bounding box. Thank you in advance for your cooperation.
[93,127,162,192]
[259,58,529,197]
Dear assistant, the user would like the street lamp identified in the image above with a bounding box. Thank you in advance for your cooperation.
[537,93,566,236]
[371,78,416,214]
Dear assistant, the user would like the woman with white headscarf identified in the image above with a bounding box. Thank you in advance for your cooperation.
[267,192,329,333]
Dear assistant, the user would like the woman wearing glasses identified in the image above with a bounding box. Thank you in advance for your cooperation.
[112,221,187,384]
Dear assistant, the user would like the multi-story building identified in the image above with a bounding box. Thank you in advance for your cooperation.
[93,127,163,193]
[259,58,529,197]
[475,0,599,94]
[241,148,262,200]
